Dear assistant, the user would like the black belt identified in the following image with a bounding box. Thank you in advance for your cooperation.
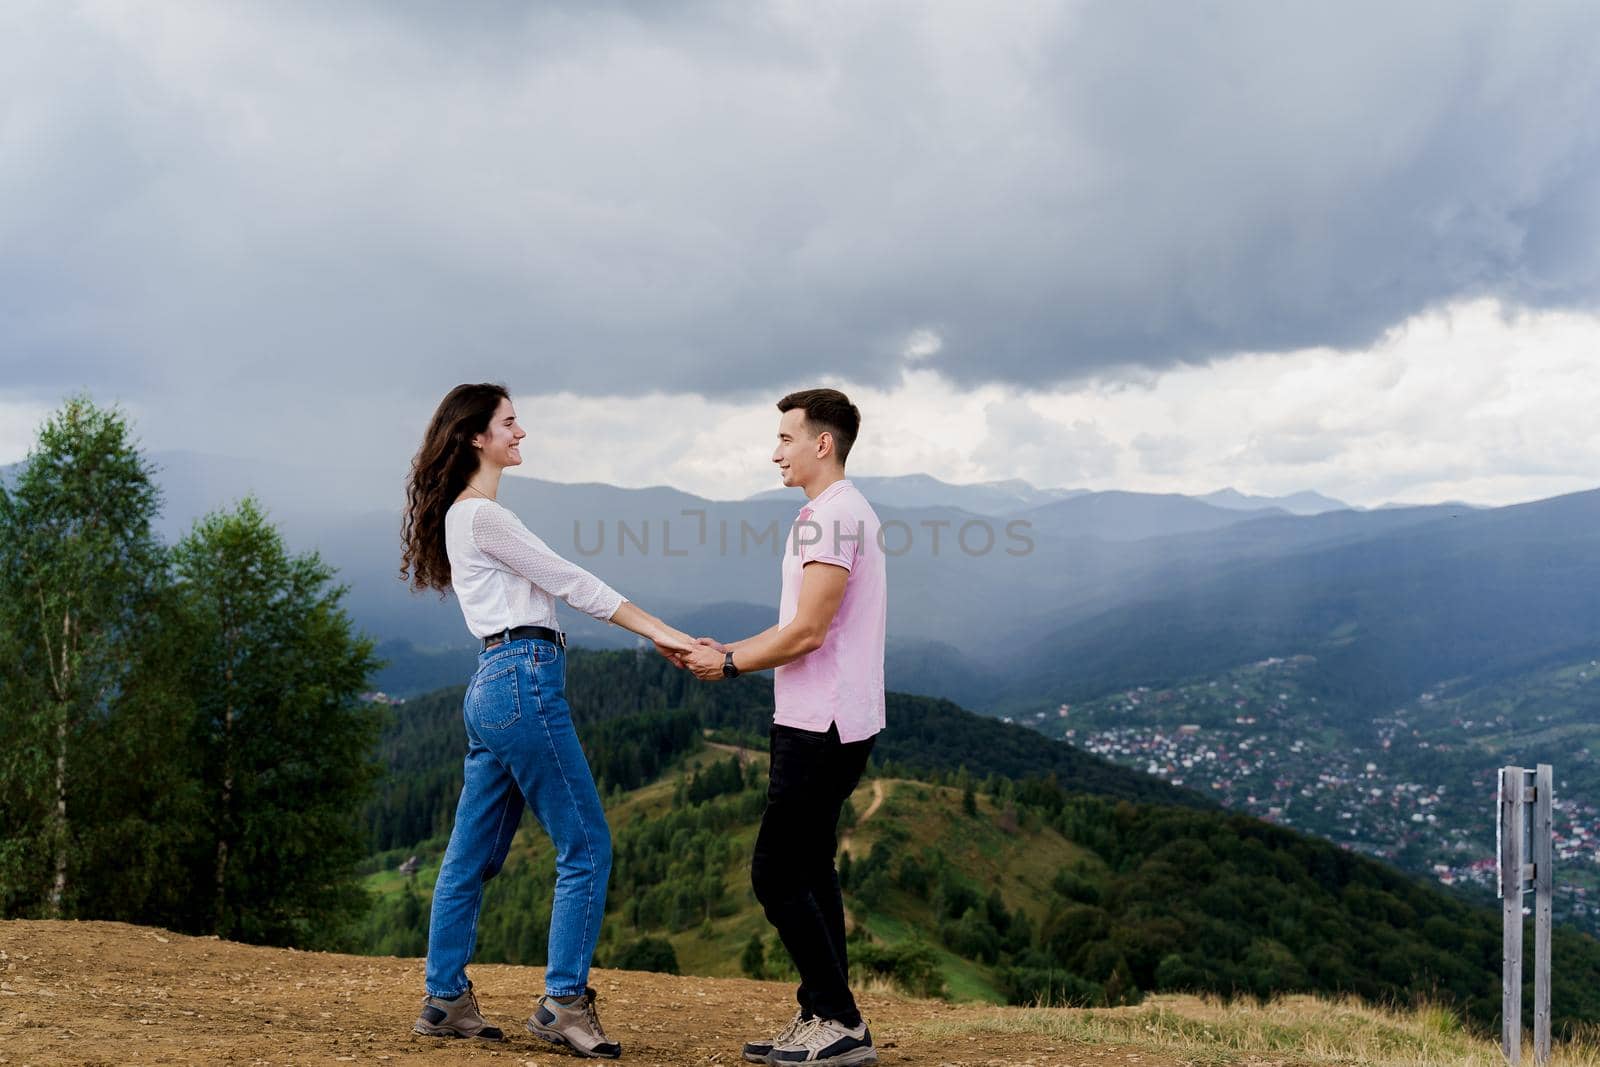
[482,625,565,651]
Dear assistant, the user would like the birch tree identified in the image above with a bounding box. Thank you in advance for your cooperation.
[0,397,165,917]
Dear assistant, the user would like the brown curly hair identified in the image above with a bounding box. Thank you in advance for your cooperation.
[400,382,510,593]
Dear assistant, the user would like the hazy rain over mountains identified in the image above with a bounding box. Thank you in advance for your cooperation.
[4,2,1600,506]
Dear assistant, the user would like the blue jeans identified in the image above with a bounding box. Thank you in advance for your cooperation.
[424,638,612,999]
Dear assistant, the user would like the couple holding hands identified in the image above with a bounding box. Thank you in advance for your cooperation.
[399,384,886,1065]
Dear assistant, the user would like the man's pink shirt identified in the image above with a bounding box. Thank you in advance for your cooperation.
[772,478,887,743]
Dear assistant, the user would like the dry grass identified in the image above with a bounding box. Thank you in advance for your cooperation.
[917,992,1600,1066]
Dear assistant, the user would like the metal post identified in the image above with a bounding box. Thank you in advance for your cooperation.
[1534,764,1553,1066]
[1501,765,1524,1064]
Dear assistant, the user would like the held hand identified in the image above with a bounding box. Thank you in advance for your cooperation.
[695,636,729,653]
[653,628,696,666]
[682,643,726,682]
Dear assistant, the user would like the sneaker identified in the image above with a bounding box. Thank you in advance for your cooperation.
[412,983,505,1041]
[742,1008,810,1063]
[766,1016,876,1065]
[525,987,622,1059]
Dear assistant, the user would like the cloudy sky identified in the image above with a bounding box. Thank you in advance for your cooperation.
[3,1,1599,507]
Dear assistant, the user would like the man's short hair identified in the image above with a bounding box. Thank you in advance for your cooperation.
[777,388,861,466]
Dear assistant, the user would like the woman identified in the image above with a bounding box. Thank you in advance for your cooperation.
[400,382,693,1057]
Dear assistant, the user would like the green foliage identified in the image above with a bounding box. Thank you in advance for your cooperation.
[356,879,430,958]
[942,905,1001,964]
[586,708,702,797]
[0,397,171,919]
[997,961,1103,1007]
[364,686,469,852]
[558,650,1211,809]
[480,858,554,965]
[1154,951,1208,992]
[850,935,946,998]
[166,498,382,946]
[1051,867,1100,906]
[740,933,766,979]
[1023,792,1600,1028]
[838,797,857,831]
[363,692,703,852]
[934,869,981,922]
[867,694,1210,810]
[614,788,751,933]
[360,743,767,971]
[684,755,745,806]
[0,399,382,951]
[350,633,1600,1033]
[359,645,1206,875]
[847,840,896,912]
[764,933,799,981]
[612,936,680,975]
[894,854,931,899]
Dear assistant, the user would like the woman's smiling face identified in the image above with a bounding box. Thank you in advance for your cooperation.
[473,396,526,470]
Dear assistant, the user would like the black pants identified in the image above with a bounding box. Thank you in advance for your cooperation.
[751,722,876,1027]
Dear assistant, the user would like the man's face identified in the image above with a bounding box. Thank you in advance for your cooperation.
[772,407,820,488]
[474,396,526,470]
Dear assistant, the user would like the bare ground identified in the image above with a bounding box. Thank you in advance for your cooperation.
[0,920,1196,1067]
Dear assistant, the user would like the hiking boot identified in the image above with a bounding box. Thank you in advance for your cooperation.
[766,1015,876,1065]
[742,1008,810,1063]
[412,982,505,1041]
[525,987,621,1059]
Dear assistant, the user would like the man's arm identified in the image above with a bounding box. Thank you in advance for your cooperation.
[683,562,848,679]
[721,625,780,655]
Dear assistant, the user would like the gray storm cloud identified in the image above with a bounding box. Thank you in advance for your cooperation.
[2,0,1599,423]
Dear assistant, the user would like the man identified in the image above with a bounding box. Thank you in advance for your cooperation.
[680,388,886,1067]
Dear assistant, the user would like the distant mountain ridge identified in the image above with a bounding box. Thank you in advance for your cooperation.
[993,485,1600,711]
[749,472,1349,517]
[121,453,1384,689]
[1198,487,1348,515]
[22,451,1593,730]
[748,473,1090,514]
[1016,490,1294,540]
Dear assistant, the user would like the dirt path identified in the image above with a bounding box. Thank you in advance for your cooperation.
[838,778,886,861]
[0,920,1190,1067]
[704,739,760,760]
[859,778,887,823]
[838,779,886,934]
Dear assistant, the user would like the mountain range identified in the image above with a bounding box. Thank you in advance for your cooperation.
[61,451,1584,724]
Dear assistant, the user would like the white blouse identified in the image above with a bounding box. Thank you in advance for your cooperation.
[445,497,624,638]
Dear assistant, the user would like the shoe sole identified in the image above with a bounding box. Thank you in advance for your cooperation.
[525,1020,621,1060]
[766,1048,877,1066]
[743,1048,772,1064]
[412,1023,504,1042]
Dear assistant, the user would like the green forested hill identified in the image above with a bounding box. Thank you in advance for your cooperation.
[358,651,1600,1036]
[360,738,1600,1035]
[1014,642,1600,941]
[364,648,1209,851]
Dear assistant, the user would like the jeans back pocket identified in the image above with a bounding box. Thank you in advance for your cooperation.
[469,662,522,730]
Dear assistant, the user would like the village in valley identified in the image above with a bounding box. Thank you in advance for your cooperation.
[1017,654,1600,933]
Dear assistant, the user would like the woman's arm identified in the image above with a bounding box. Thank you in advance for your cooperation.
[609,599,696,655]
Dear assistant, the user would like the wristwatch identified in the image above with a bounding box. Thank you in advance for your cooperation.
[722,650,740,679]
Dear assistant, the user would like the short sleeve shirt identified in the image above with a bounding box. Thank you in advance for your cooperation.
[772,479,887,742]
